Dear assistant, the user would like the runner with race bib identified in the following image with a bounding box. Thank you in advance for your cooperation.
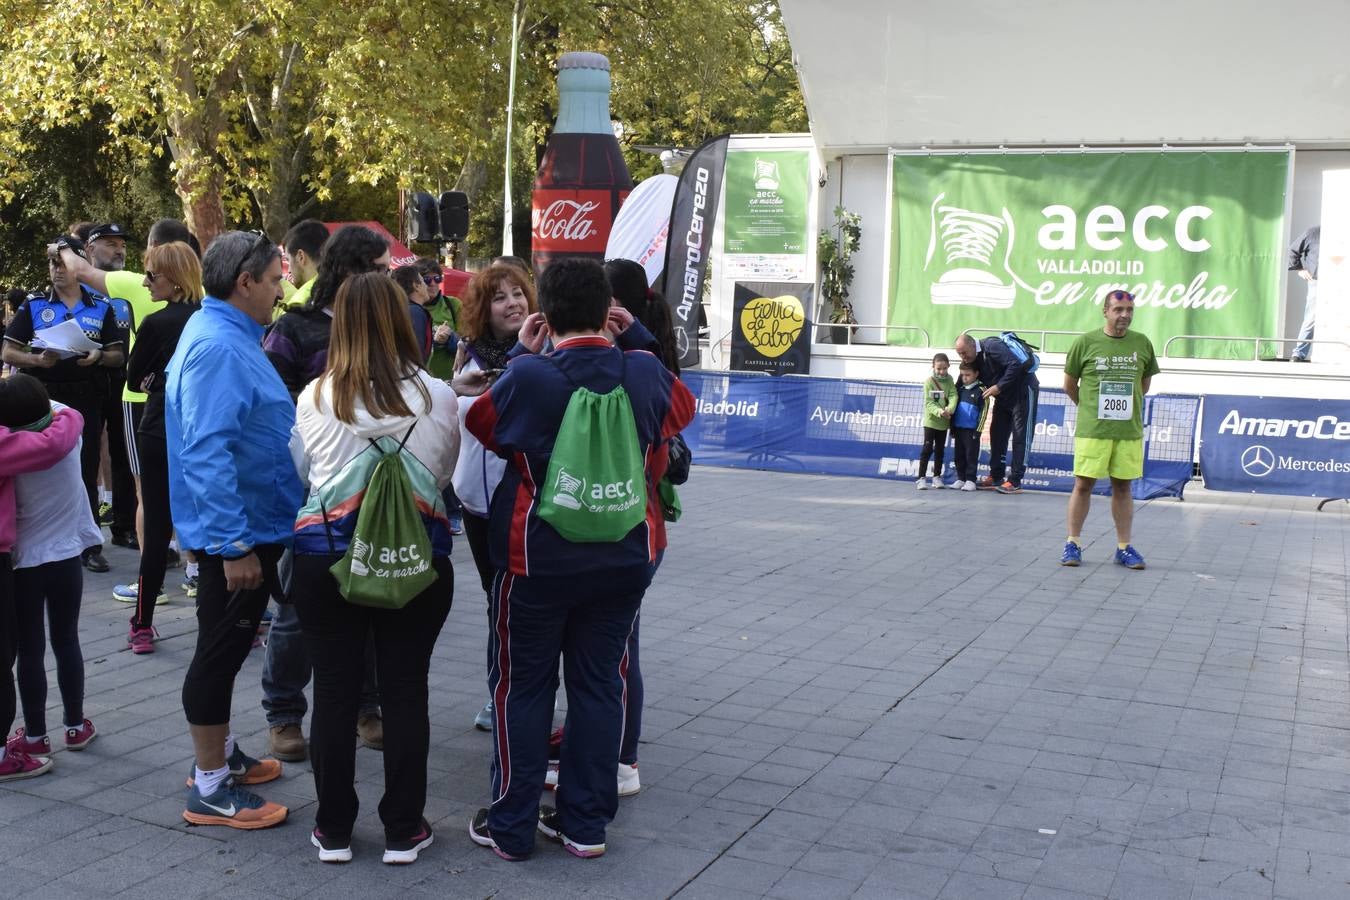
[1060,289,1160,570]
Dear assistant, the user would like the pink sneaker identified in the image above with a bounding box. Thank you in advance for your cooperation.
[127,624,157,654]
[0,749,53,782]
[65,719,97,751]
[6,728,51,757]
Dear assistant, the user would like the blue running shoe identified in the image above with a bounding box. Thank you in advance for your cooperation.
[1059,542,1082,566]
[1115,545,1146,570]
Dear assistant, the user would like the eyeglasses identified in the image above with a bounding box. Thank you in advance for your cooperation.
[145,271,161,282]
[421,274,443,286]
[232,229,273,284]
[1105,290,1135,302]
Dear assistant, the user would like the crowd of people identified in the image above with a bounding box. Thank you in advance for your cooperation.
[0,218,694,866]
[0,211,1162,866]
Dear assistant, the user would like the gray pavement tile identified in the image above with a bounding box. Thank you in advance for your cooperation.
[766,866,859,900]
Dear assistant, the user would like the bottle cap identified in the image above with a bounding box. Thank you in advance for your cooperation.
[558,51,611,72]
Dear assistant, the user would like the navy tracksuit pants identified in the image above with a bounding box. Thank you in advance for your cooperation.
[988,376,1039,486]
[486,564,649,856]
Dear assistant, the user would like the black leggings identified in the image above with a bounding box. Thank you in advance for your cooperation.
[1,554,15,741]
[919,426,948,478]
[133,433,173,627]
[181,545,283,726]
[462,511,493,598]
[43,381,105,548]
[14,556,85,736]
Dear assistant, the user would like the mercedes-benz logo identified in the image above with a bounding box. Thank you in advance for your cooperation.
[675,327,691,359]
[1241,444,1275,478]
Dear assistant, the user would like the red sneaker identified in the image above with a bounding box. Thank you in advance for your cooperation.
[6,728,51,757]
[128,624,157,654]
[65,719,97,751]
[976,476,996,490]
[0,749,53,782]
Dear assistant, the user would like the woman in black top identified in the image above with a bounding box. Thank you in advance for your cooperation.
[124,242,202,653]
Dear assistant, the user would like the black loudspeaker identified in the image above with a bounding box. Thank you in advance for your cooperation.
[439,191,470,243]
[406,191,439,243]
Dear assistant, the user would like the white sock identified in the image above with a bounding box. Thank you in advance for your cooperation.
[224,733,237,760]
[25,732,46,744]
[186,562,200,578]
[99,489,112,504]
[194,764,229,796]
[170,539,179,551]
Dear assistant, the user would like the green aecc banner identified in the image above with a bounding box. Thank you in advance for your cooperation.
[887,150,1289,357]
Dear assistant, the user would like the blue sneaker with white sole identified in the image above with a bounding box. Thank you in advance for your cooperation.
[1059,542,1082,566]
[112,584,169,605]
[1114,545,1146,570]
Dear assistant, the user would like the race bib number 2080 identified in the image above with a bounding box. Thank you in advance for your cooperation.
[1098,381,1133,421]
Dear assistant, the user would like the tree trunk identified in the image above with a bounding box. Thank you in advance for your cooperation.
[170,150,227,247]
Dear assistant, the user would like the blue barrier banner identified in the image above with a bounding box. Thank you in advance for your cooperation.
[684,371,1198,500]
[1200,394,1350,497]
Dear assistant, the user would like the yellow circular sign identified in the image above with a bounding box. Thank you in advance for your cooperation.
[739,294,805,359]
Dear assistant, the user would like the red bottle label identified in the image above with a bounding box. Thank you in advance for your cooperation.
[531,189,613,254]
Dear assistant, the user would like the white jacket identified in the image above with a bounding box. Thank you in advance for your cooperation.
[450,356,507,517]
[290,370,460,492]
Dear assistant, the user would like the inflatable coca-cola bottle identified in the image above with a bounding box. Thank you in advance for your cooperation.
[531,52,632,274]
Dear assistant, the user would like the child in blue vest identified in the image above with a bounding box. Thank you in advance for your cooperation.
[951,361,990,491]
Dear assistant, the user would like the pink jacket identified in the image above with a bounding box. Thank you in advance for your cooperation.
[0,408,84,554]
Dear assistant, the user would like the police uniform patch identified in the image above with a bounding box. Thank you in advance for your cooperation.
[39,307,56,324]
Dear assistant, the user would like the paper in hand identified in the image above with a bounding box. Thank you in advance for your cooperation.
[31,319,102,359]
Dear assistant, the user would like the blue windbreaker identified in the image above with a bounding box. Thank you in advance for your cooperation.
[165,296,303,557]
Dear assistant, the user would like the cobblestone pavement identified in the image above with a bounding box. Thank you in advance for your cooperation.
[2,468,1347,899]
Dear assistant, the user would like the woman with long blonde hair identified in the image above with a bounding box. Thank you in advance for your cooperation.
[288,272,459,865]
[122,241,203,653]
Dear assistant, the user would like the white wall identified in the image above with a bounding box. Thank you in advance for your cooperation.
[781,0,1350,151]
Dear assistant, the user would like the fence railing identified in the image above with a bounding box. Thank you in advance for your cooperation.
[1162,335,1350,360]
[812,322,931,347]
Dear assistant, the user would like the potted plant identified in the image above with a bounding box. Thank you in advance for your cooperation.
[818,205,861,344]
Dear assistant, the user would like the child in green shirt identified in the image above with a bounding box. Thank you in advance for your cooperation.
[918,352,957,489]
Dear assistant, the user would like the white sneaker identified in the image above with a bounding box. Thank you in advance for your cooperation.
[916,479,929,491]
[952,480,966,490]
[617,762,640,797]
[961,481,976,492]
[933,479,946,489]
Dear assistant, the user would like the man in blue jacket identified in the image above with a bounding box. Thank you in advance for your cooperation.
[165,230,302,831]
[955,333,1039,493]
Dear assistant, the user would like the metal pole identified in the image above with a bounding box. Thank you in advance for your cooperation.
[501,1,523,256]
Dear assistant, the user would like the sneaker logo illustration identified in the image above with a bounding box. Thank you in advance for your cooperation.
[924,192,1034,308]
[349,537,371,576]
[551,468,585,511]
[753,159,780,191]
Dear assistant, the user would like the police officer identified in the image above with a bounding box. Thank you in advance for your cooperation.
[1,238,126,572]
[79,222,139,548]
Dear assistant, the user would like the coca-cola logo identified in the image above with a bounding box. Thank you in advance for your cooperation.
[534,199,600,243]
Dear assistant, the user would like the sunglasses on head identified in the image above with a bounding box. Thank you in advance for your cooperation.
[232,229,273,282]
[1105,290,1135,302]
[421,274,443,285]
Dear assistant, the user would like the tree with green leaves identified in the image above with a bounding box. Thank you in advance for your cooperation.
[0,1,805,257]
